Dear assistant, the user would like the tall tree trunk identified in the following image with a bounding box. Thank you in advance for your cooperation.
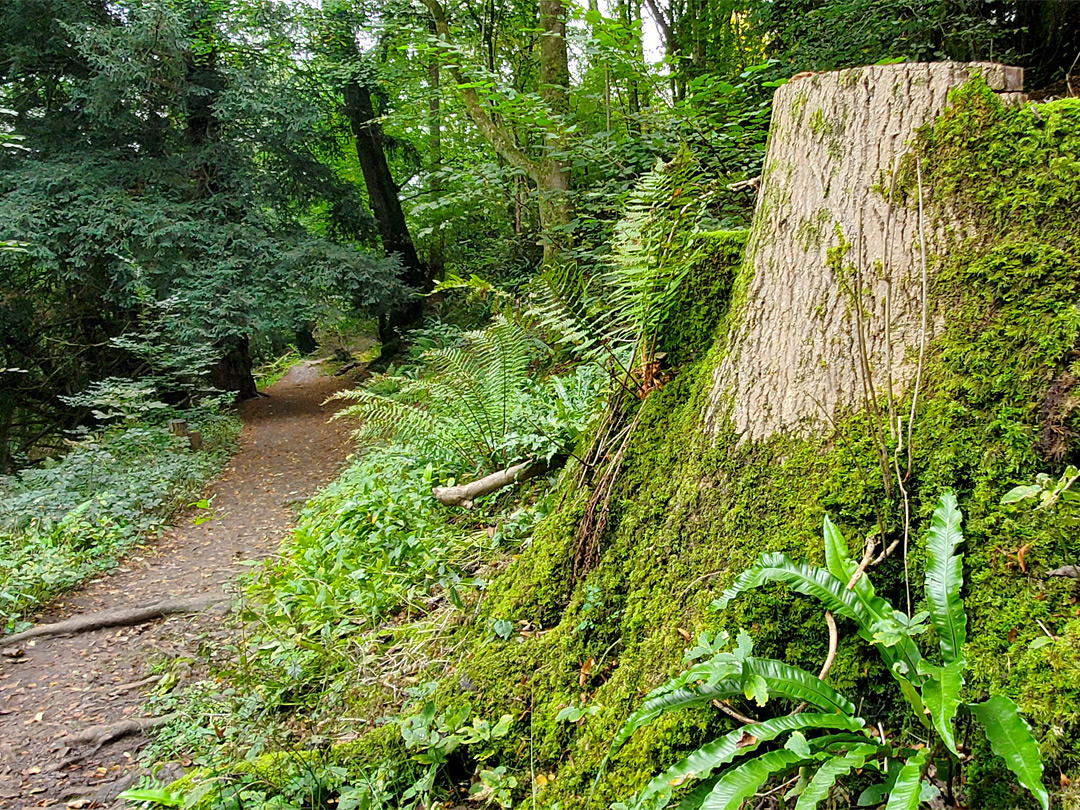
[537,0,572,264]
[427,38,445,280]
[704,62,1025,442]
[343,76,428,342]
[343,80,427,293]
[422,0,573,265]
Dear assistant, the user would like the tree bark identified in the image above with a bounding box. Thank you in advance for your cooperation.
[209,335,259,400]
[704,62,1025,442]
[537,0,573,263]
[343,76,428,304]
[2,595,227,646]
[427,33,445,280]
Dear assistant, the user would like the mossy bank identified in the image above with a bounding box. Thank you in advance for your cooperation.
[410,82,1080,809]
[169,82,1080,810]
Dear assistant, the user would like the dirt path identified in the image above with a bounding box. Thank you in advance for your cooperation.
[0,361,358,809]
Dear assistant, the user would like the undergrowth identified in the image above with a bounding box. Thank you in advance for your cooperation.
[0,403,239,629]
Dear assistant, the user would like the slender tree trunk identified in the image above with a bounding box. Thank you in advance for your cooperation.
[422,0,573,265]
[537,0,573,263]
[427,40,445,280]
[343,80,427,294]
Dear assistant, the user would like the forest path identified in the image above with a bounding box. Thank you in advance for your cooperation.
[0,360,359,809]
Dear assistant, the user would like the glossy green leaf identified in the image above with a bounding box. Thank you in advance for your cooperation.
[609,679,744,754]
[712,553,922,682]
[1001,484,1041,504]
[635,714,865,810]
[701,749,817,810]
[744,657,856,715]
[924,492,967,663]
[883,747,929,810]
[920,658,964,755]
[968,695,1049,810]
[897,675,932,730]
[795,743,883,809]
[713,553,864,623]
[822,515,854,584]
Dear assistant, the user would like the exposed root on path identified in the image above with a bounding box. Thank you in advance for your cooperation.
[50,714,179,772]
[3,595,228,646]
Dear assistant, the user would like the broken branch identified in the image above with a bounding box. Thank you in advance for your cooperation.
[432,456,566,508]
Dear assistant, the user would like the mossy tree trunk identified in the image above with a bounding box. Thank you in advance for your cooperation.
[705,62,1024,443]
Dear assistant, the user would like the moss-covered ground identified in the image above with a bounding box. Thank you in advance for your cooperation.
[395,82,1080,809]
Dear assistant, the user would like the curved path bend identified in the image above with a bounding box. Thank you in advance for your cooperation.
[0,361,357,809]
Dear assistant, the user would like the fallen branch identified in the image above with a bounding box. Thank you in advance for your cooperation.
[3,594,228,646]
[432,455,565,508]
[1049,565,1080,579]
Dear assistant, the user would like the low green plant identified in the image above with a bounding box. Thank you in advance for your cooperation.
[235,448,470,714]
[397,695,515,810]
[606,493,1047,810]
[335,316,603,475]
[0,405,238,626]
[1002,464,1080,513]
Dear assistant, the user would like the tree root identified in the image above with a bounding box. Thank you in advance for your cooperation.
[3,595,228,646]
[50,714,178,771]
[62,713,178,747]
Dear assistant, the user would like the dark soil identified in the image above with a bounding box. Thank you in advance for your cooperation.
[0,360,359,809]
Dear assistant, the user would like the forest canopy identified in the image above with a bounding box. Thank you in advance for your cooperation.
[3,0,1076,470]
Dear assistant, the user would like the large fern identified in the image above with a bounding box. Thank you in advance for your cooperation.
[334,316,535,472]
[334,317,604,477]
[529,147,716,390]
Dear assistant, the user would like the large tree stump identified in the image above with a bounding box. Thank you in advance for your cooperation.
[705,62,1024,441]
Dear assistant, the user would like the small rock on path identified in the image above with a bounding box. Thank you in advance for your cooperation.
[0,360,359,808]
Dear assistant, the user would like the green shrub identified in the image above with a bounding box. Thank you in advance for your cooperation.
[0,405,238,627]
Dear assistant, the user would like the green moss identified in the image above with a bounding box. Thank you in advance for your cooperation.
[167,725,412,809]
[660,230,747,365]
[790,87,809,119]
[795,207,833,251]
[434,81,1080,808]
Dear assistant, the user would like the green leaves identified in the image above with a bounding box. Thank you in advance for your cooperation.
[968,696,1050,810]
[920,659,964,756]
[634,714,865,810]
[742,658,855,715]
[883,747,929,810]
[610,680,744,755]
[699,749,815,810]
[619,494,1048,810]
[713,550,923,685]
[794,743,881,809]
[610,655,855,757]
[713,553,864,623]
[923,492,967,664]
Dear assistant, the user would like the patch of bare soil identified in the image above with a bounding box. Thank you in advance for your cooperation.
[0,360,359,809]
